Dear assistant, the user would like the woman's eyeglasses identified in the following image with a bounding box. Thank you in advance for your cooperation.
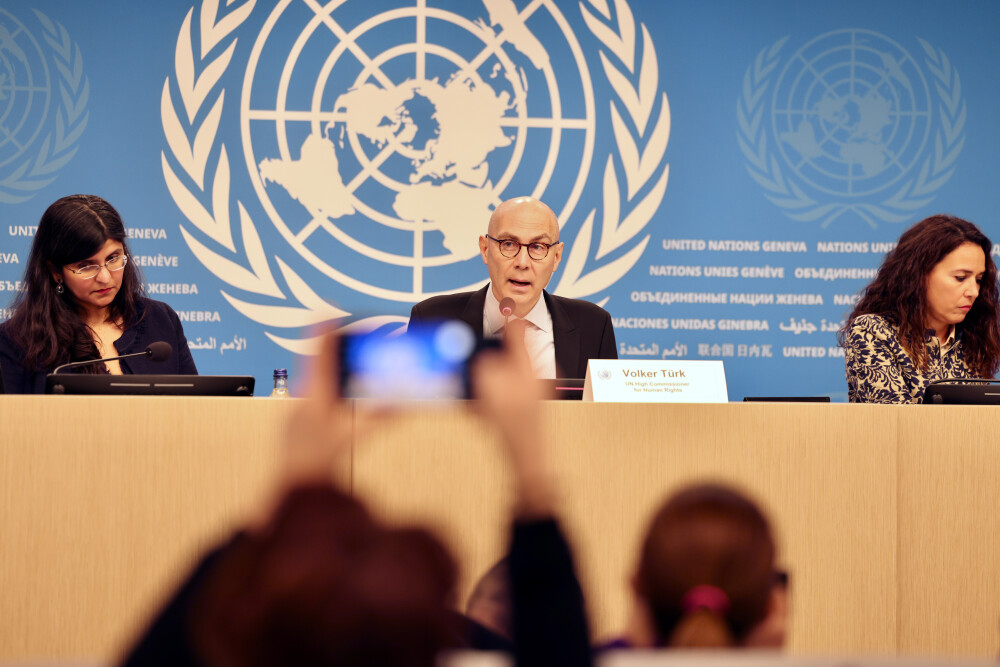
[66,254,128,279]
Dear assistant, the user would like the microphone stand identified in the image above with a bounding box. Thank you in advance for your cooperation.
[51,344,172,375]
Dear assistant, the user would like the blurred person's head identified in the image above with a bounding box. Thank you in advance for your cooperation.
[465,557,512,640]
[192,485,458,667]
[633,483,777,648]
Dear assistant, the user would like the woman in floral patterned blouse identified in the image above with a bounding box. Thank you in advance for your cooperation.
[840,215,1000,403]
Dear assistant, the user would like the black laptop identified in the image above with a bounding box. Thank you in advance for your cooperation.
[45,373,255,396]
[924,379,1000,405]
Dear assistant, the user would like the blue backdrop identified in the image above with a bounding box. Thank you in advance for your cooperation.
[2,0,998,399]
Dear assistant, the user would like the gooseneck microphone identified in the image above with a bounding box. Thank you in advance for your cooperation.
[499,297,515,333]
[51,341,173,374]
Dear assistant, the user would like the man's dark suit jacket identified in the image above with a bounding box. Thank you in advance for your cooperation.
[408,284,617,379]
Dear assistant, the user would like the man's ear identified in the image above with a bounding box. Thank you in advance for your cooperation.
[550,241,563,272]
[479,236,489,265]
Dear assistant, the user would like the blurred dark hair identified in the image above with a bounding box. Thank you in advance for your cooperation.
[191,485,458,667]
[4,195,145,371]
[839,214,1000,377]
[635,483,775,648]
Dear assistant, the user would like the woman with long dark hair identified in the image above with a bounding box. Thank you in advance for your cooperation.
[0,195,196,393]
[839,214,1000,403]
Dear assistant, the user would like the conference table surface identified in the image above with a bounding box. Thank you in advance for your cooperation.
[0,396,997,661]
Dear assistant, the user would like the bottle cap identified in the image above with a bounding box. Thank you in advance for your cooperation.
[273,368,288,378]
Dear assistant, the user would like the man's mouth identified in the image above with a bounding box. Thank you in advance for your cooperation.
[509,279,530,288]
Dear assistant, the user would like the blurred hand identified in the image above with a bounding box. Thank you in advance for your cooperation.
[471,319,557,518]
[248,331,350,530]
[277,331,353,488]
[247,330,390,533]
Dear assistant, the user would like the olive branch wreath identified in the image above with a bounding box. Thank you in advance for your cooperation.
[0,10,88,204]
[161,0,669,353]
[554,0,668,299]
[737,35,964,229]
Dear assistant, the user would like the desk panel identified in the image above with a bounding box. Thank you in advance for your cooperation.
[0,396,293,659]
[353,403,897,651]
[0,398,996,660]
[897,406,1000,655]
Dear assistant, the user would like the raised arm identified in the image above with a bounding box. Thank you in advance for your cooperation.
[472,320,592,667]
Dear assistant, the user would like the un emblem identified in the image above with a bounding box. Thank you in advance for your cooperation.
[0,8,88,204]
[738,29,964,227]
[162,0,669,352]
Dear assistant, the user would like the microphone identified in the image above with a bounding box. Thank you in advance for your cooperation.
[499,297,515,332]
[51,341,173,374]
[145,341,173,362]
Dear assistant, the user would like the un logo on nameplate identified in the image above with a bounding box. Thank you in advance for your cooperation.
[0,7,88,204]
[162,0,669,353]
[738,29,964,228]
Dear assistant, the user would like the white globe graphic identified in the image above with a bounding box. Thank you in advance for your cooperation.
[771,29,932,197]
[0,9,52,170]
[241,1,595,302]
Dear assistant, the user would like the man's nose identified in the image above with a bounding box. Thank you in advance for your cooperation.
[512,245,531,267]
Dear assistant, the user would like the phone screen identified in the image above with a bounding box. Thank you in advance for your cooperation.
[339,320,484,401]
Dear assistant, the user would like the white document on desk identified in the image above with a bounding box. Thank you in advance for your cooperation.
[583,360,728,403]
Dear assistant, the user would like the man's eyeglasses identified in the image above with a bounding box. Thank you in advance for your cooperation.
[66,254,128,279]
[485,234,560,260]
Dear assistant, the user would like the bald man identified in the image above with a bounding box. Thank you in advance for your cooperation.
[409,197,617,379]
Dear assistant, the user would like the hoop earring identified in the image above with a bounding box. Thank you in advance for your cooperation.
[55,281,64,295]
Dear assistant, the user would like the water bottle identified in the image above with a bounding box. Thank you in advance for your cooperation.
[270,368,289,397]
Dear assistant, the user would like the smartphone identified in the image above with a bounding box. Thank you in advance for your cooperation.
[338,320,492,401]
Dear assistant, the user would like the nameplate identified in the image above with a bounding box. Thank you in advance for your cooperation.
[582,360,728,403]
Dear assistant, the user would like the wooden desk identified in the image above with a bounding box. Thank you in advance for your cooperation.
[0,398,997,660]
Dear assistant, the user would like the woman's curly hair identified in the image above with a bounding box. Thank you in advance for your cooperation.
[839,214,1000,377]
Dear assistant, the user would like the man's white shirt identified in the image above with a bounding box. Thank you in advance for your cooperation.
[483,285,557,379]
